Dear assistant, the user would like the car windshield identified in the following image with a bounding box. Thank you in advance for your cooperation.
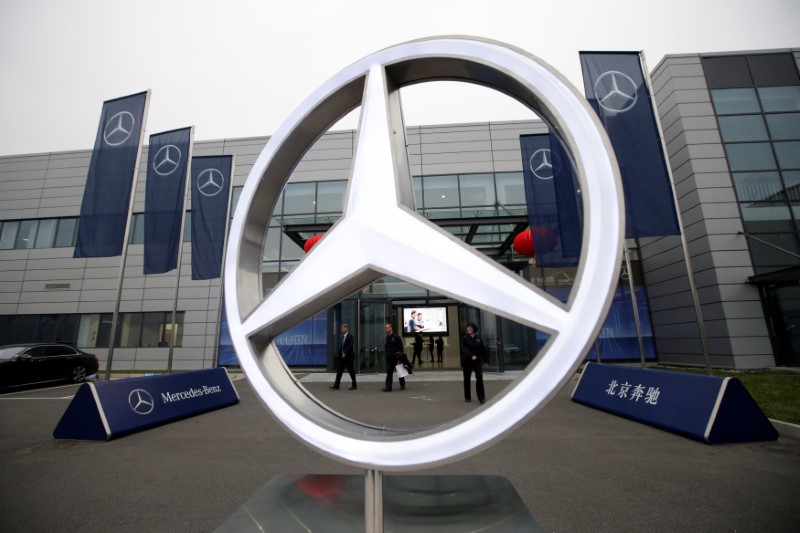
[0,346,27,361]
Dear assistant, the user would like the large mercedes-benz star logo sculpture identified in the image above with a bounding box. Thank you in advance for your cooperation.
[225,37,624,470]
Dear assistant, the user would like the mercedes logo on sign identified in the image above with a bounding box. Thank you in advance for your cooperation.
[529,148,560,180]
[128,389,155,415]
[103,111,135,146]
[225,37,624,470]
[197,168,225,197]
[153,145,182,176]
[593,70,639,113]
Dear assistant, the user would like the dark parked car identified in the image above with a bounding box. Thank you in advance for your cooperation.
[0,343,99,388]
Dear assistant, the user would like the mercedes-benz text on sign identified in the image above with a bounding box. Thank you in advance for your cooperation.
[54,368,239,441]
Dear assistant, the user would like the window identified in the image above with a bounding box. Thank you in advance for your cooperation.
[710,88,761,115]
[702,56,753,89]
[732,172,784,202]
[496,172,526,206]
[316,181,346,213]
[423,175,459,208]
[0,221,18,249]
[54,218,78,248]
[34,219,57,248]
[724,143,776,172]
[459,174,496,207]
[774,141,800,169]
[717,115,768,142]
[15,220,37,249]
[282,183,316,214]
[766,113,800,140]
[758,87,800,113]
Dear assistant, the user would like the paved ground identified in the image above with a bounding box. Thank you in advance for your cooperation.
[0,370,798,532]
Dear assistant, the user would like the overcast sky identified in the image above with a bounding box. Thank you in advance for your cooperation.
[0,0,798,156]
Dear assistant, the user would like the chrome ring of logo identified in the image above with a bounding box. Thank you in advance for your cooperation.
[197,168,225,197]
[103,111,135,146]
[128,388,155,415]
[529,148,560,180]
[225,37,624,471]
[593,70,639,114]
[153,144,182,176]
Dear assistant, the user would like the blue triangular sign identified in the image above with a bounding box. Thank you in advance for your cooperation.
[706,378,779,444]
[53,383,110,441]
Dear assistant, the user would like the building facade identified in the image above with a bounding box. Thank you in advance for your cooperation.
[0,47,798,372]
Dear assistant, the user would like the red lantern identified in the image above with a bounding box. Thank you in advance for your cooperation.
[513,227,558,257]
[513,228,535,257]
[303,234,323,253]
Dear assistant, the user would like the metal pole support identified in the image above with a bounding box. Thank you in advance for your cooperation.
[365,469,383,533]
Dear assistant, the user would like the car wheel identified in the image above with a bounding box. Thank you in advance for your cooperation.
[71,365,88,383]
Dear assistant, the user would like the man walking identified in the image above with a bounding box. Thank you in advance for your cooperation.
[330,323,356,390]
[383,323,406,392]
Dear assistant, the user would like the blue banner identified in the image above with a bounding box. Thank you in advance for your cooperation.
[144,127,193,275]
[572,363,778,444]
[580,52,680,238]
[191,156,233,280]
[519,134,582,267]
[74,91,148,258]
[53,368,239,441]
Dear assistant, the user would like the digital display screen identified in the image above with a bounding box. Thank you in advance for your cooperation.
[402,307,448,336]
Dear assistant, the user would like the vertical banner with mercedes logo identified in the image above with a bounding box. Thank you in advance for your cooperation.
[579,52,680,238]
[190,156,234,280]
[519,133,582,268]
[143,127,193,274]
[74,91,149,258]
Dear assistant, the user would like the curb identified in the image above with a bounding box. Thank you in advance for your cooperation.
[771,419,800,440]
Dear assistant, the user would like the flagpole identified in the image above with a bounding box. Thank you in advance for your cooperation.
[640,52,713,375]
[104,90,152,381]
[623,240,646,366]
[167,127,195,374]
[211,156,236,368]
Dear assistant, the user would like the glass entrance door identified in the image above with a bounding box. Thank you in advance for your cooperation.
[359,299,392,373]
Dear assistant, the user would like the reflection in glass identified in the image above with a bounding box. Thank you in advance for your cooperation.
[784,171,800,201]
[711,88,760,115]
[766,113,800,140]
[423,175,459,208]
[283,183,316,214]
[55,218,77,248]
[15,220,37,249]
[725,143,776,171]
[732,172,784,201]
[496,172,525,206]
[459,173,496,206]
[748,233,800,269]
[316,180,346,213]
[34,219,57,248]
[774,141,800,170]
[740,202,793,233]
[718,115,768,142]
[758,86,800,113]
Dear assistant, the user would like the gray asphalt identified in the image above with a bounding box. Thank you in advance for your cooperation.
[0,371,798,532]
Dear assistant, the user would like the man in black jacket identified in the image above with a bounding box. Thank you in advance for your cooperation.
[460,322,489,404]
[330,324,356,390]
[383,323,406,392]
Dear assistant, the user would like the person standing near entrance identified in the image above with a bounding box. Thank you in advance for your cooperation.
[383,323,406,392]
[460,322,489,404]
[411,332,423,365]
[427,336,435,362]
[330,324,356,390]
[436,335,444,363]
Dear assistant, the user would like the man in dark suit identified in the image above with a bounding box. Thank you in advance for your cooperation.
[383,323,407,392]
[330,323,356,390]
